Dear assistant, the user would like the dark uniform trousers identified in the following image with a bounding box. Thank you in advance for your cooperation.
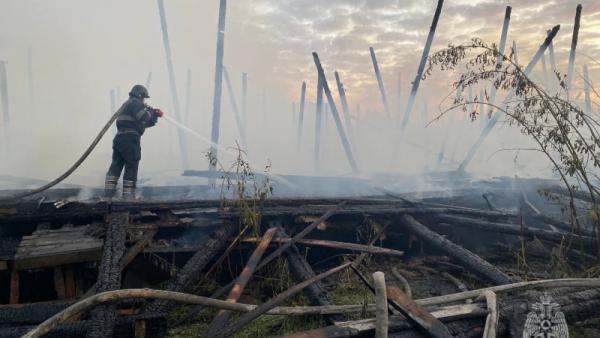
[105,96,157,200]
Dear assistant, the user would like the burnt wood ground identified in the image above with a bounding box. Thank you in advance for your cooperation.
[0,176,599,337]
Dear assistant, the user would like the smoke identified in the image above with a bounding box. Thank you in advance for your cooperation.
[0,0,598,195]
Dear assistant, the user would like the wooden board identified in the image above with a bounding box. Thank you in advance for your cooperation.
[14,225,103,270]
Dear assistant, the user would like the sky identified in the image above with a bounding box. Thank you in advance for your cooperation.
[0,0,599,187]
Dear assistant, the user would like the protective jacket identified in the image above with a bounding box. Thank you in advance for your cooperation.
[115,97,158,135]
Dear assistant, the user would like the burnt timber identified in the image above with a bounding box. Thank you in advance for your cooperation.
[0,177,600,337]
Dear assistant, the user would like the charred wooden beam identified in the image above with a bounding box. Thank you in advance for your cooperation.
[334,71,356,152]
[223,66,248,149]
[312,53,359,173]
[369,47,391,119]
[434,214,595,247]
[399,214,511,285]
[88,212,129,338]
[386,285,452,337]
[176,204,343,324]
[120,227,158,270]
[566,4,582,96]
[242,237,404,257]
[145,220,238,315]
[297,81,307,152]
[584,65,593,114]
[157,0,188,170]
[215,261,353,338]
[314,70,324,173]
[209,0,227,170]
[485,6,512,120]
[280,303,485,338]
[399,0,444,132]
[241,72,247,124]
[286,244,345,324]
[458,25,561,171]
[206,227,278,335]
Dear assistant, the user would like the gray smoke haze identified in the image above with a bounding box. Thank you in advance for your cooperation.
[0,0,598,190]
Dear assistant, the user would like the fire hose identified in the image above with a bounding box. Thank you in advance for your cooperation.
[0,107,163,204]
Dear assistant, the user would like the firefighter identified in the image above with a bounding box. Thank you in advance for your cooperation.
[104,84,163,201]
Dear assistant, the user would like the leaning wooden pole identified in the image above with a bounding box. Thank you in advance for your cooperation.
[566,4,582,98]
[184,68,192,125]
[223,66,248,150]
[584,65,592,114]
[313,53,359,173]
[209,0,227,171]
[206,228,278,336]
[548,32,558,90]
[458,26,561,172]
[297,81,306,152]
[157,0,189,170]
[399,0,444,132]
[145,71,153,90]
[369,47,391,119]
[399,214,511,285]
[334,71,357,151]
[314,72,324,173]
[485,6,512,118]
[241,72,247,126]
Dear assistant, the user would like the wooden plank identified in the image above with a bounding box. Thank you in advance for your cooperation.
[386,285,452,337]
[120,228,158,270]
[9,268,19,304]
[15,248,102,270]
[279,303,485,338]
[53,267,66,299]
[64,266,76,298]
[242,237,404,257]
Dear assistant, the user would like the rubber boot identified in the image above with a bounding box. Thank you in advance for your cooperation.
[104,175,118,202]
[123,180,137,201]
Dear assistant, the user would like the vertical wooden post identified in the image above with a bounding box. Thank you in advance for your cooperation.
[297,81,306,151]
[485,7,512,117]
[372,271,388,338]
[566,4,582,97]
[399,0,444,132]
[241,73,247,126]
[292,102,296,129]
[157,0,189,170]
[184,68,192,125]
[584,65,592,115]
[369,47,391,119]
[314,73,324,173]
[547,31,558,89]
[313,52,359,173]
[334,71,356,149]
[223,67,247,150]
[458,26,561,172]
[145,71,153,89]
[209,0,227,171]
[396,71,402,123]
[9,267,19,304]
[541,53,550,89]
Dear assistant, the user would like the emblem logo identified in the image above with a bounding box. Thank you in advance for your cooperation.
[523,293,568,338]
